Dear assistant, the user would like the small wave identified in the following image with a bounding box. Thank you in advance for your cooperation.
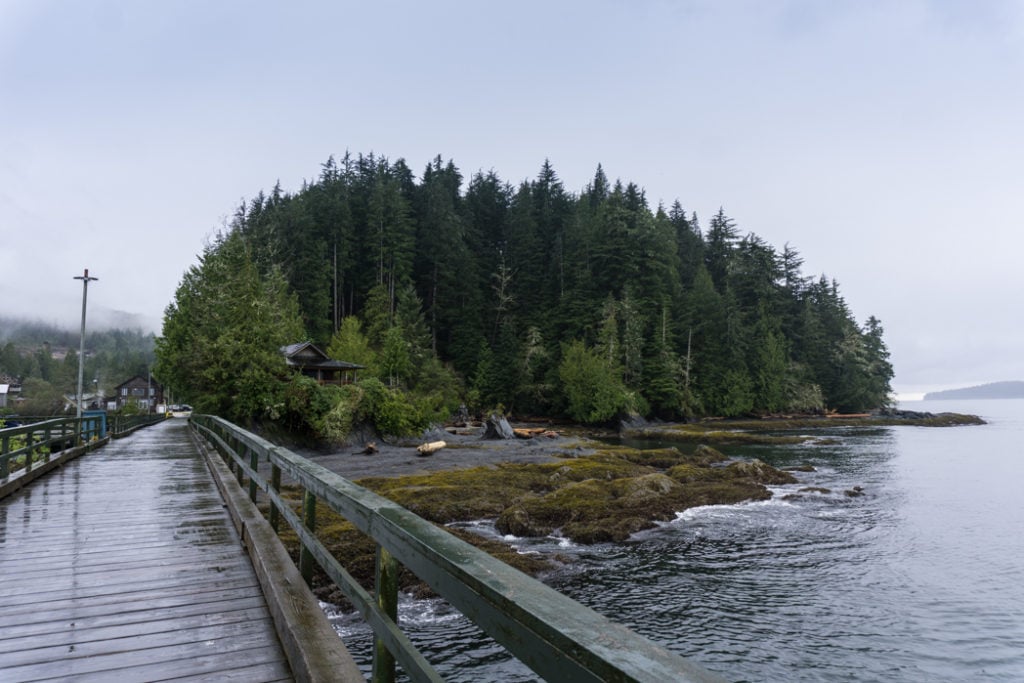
[447,518,499,534]
[767,485,804,497]
[546,532,577,548]
[324,592,464,637]
[396,595,463,628]
[673,497,795,522]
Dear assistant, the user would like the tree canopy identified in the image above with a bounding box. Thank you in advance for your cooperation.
[155,153,894,428]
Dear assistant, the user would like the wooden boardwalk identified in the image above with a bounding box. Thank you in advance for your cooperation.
[0,419,294,682]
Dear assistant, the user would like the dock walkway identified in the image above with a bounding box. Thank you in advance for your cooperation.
[0,419,294,682]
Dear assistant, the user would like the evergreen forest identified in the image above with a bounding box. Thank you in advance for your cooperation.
[155,154,893,435]
[0,318,155,414]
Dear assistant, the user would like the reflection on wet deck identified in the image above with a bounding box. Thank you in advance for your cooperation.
[0,419,293,682]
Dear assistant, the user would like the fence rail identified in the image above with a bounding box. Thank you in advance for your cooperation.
[110,413,167,437]
[190,414,726,683]
[0,416,103,478]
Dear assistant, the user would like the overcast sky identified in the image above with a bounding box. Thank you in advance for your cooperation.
[1,1,1021,397]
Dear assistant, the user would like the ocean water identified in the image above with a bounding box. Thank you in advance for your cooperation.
[328,399,1024,682]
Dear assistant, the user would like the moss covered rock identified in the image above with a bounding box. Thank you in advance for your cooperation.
[270,439,804,608]
[724,458,798,485]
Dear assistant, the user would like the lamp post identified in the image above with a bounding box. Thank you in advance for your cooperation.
[74,269,98,419]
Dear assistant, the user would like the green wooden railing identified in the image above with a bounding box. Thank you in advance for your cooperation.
[190,414,727,683]
[110,413,167,437]
[0,416,103,479]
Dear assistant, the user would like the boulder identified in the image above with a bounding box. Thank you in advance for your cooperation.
[725,458,798,484]
[618,413,647,432]
[495,505,552,537]
[482,413,515,440]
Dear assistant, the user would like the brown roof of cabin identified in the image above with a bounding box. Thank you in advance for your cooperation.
[281,342,364,370]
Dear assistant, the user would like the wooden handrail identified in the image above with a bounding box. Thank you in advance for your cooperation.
[190,414,727,683]
[0,416,103,477]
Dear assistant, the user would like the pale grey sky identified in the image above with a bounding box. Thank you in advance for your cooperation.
[1,1,1022,396]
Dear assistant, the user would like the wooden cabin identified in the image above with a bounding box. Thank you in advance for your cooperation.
[281,342,363,385]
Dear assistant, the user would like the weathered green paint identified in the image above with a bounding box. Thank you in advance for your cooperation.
[248,447,259,503]
[106,414,162,439]
[270,465,282,532]
[300,489,317,587]
[372,546,399,683]
[189,414,730,683]
[24,431,34,473]
[287,510,445,682]
[0,418,104,477]
[233,437,245,487]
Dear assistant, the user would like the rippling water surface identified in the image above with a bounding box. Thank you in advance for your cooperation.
[329,399,1024,682]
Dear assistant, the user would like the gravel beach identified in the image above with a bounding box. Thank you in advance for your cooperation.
[294,426,590,481]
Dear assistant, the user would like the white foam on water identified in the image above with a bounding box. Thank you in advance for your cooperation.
[396,594,462,627]
[672,496,795,524]
[549,532,577,548]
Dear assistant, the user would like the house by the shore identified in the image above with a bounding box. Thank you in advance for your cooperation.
[281,342,363,385]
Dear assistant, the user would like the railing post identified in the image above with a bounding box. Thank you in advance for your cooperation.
[269,464,281,532]
[372,545,399,683]
[248,447,259,503]
[300,490,317,586]
[1,434,9,477]
[234,438,245,486]
[25,430,34,473]
[43,423,52,462]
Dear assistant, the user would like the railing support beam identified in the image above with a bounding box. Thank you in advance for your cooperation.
[373,545,399,683]
[270,464,282,532]
[300,489,317,586]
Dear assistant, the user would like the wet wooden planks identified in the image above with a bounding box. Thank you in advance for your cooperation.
[0,420,293,682]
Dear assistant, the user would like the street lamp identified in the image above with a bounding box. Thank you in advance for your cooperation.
[74,269,98,419]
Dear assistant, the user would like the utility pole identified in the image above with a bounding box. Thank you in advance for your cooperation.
[74,269,98,418]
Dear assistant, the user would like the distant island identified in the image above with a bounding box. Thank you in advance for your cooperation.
[924,381,1024,400]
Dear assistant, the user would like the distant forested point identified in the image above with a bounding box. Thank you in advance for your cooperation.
[924,381,1024,401]
[156,153,894,430]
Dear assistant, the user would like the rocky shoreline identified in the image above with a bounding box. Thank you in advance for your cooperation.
[282,410,983,603]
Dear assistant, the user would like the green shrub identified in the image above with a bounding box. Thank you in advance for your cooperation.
[322,383,364,443]
[357,378,428,437]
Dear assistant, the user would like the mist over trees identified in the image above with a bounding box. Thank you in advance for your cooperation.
[0,317,155,414]
[156,154,893,429]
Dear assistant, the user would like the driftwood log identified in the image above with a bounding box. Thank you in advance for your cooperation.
[416,440,447,456]
[512,427,559,439]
